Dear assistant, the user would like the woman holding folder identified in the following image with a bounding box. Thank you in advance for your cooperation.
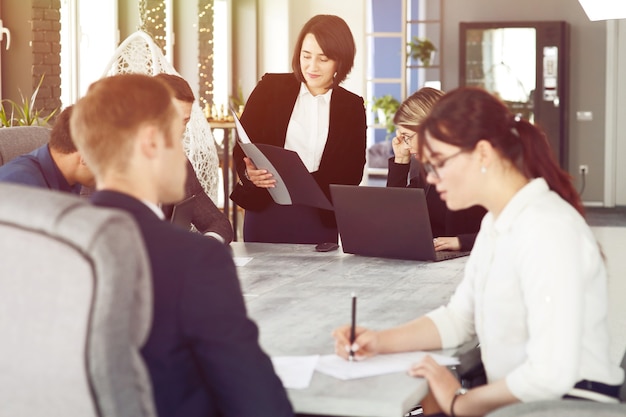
[333,87,624,416]
[231,14,366,244]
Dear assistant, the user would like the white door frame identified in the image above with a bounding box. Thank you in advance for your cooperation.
[604,20,626,207]
[60,0,118,107]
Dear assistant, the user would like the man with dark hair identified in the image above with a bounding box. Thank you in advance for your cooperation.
[0,106,95,192]
[154,73,234,244]
[71,73,293,417]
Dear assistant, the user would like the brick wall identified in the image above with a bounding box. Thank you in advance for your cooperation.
[31,0,62,118]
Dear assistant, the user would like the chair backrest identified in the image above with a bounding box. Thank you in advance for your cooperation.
[0,183,156,417]
[0,126,50,166]
[485,399,626,417]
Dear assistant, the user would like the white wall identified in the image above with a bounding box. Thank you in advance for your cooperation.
[618,20,626,205]
[607,19,626,206]
[257,0,291,75]
[173,1,199,96]
[232,0,257,101]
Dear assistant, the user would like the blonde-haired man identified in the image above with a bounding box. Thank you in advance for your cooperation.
[71,73,293,417]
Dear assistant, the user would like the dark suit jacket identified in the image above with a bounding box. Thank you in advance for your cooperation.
[0,144,80,194]
[162,159,234,244]
[91,191,293,417]
[231,73,366,212]
[386,158,486,251]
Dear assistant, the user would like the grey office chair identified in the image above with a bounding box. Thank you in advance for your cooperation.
[0,125,50,166]
[0,183,156,417]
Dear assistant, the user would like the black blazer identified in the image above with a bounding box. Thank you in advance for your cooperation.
[162,159,234,244]
[386,158,486,251]
[91,191,293,417]
[231,73,366,211]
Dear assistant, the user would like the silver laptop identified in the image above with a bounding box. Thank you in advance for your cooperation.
[329,185,470,262]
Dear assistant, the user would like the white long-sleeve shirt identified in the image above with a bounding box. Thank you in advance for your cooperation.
[284,83,331,172]
[427,178,624,402]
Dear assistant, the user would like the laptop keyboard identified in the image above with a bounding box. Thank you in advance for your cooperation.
[435,250,471,262]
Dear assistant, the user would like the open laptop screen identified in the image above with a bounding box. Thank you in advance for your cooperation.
[329,185,469,262]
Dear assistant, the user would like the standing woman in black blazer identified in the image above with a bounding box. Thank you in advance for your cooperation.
[231,14,366,244]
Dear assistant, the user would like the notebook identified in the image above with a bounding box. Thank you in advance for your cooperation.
[170,194,197,230]
[329,185,470,262]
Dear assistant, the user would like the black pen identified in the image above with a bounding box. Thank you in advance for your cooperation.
[349,292,356,361]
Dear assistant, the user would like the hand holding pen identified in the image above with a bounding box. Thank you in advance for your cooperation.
[331,295,381,361]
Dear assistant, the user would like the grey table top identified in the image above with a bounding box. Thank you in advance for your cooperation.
[231,242,468,417]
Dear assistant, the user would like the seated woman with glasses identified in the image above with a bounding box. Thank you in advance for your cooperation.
[387,87,486,251]
[336,86,624,416]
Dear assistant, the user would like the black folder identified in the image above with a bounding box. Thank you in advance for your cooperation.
[232,111,333,211]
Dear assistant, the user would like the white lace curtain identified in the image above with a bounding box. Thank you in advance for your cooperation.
[100,30,220,203]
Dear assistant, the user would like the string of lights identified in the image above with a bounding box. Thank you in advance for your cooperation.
[198,0,215,109]
[139,0,167,56]
[138,0,215,109]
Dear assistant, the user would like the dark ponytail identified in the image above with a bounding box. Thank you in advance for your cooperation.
[417,87,584,216]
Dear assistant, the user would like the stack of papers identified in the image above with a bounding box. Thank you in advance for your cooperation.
[271,351,459,388]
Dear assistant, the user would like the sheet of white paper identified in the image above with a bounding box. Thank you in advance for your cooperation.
[315,351,459,380]
[232,109,251,144]
[233,256,253,267]
[272,355,320,389]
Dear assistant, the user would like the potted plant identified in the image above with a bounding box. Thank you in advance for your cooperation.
[0,75,57,127]
[371,94,401,136]
[407,36,437,67]
[229,80,246,115]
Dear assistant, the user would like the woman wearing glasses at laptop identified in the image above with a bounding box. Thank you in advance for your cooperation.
[387,87,486,252]
[334,87,624,416]
[231,14,366,244]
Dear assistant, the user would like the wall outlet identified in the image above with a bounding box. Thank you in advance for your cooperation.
[579,165,589,175]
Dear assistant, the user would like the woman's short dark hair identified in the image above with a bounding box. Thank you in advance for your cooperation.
[291,14,356,87]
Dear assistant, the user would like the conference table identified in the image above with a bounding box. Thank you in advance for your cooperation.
[230,242,469,417]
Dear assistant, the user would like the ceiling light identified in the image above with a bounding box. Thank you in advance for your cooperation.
[578,0,626,21]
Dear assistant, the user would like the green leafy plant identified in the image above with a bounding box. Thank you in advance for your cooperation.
[0,101,13,127]
[407,36,437,67]
[0,74,57,127]
[371,94,401,135]
[229,80,246,115]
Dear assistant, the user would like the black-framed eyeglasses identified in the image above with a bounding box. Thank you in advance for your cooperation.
[423,149,467,180]
[398,131,416,146]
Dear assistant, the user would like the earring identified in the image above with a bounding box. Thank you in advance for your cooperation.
[481,166,487,174]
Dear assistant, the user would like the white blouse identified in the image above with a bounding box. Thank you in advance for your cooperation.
[427,178,624,401]
[284,83,332,172]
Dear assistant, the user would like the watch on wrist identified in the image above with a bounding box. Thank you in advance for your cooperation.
[450,387,468,417]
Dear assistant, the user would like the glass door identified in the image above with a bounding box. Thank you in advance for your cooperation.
[460,21,569,169]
